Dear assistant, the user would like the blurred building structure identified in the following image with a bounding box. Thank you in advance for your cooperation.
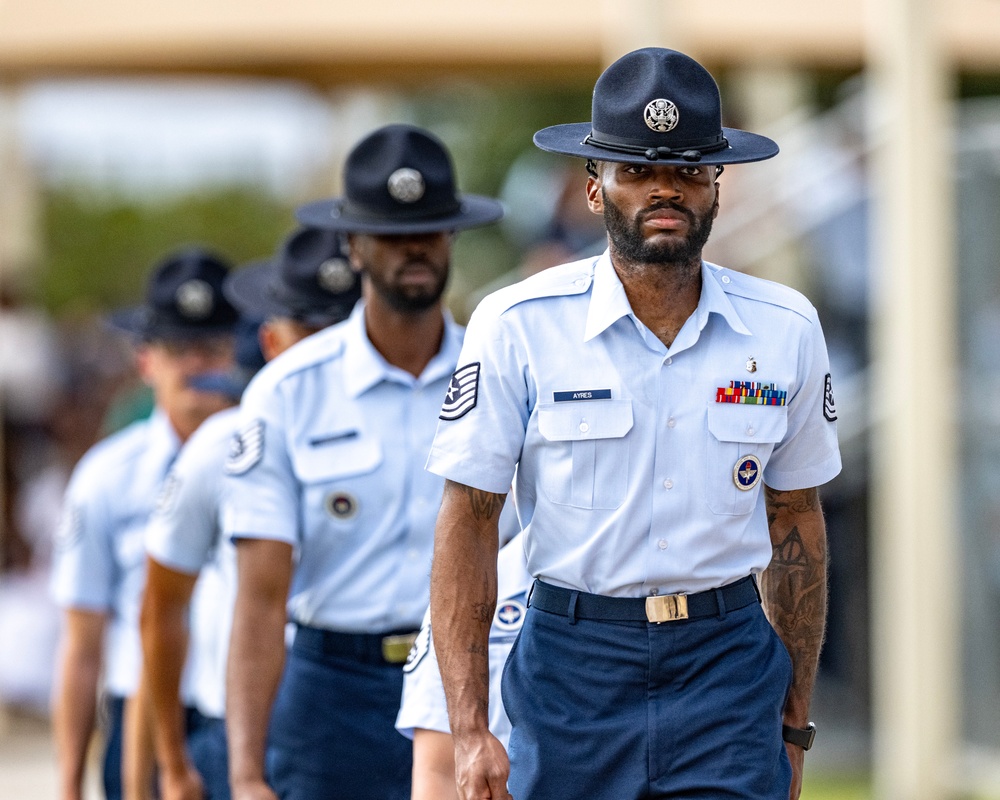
[2,2,1000,798]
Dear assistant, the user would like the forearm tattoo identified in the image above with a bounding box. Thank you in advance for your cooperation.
[459,484,506,522]
[762,487,827,702]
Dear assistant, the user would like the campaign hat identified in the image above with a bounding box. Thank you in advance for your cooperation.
[296,124,504,235]
[533,48,778,167]
[225,227,361,328]
[108,247,238,339]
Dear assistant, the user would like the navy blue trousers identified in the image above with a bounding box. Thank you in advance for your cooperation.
[102,694,125,800]
[187,708,231,800]
[502,596,793,799]
[264,630,412,800]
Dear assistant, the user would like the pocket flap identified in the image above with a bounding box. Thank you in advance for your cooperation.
[537,400,633,442]
[708,403,787,444]
[290,433,383,482]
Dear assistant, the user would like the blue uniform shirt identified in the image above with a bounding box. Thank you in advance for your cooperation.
[223,302,463,632]
[146,406,240,719]
[426,252,842,598]
[52,409,191,698]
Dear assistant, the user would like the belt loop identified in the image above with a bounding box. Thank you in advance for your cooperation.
[715,587,727,620]
[567,591,579,625]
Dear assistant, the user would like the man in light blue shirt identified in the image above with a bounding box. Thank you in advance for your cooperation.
[223,124,503,800]
[51,249,238,800]
[429,48,841,800]
[137,227,361,800]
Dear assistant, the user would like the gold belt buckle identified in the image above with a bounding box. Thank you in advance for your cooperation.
[645,594,689,623]
[382,632,418,664]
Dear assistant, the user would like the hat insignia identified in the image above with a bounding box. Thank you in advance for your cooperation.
[644,98,680,133]
[317,258,356,293]
[175,279,214,319]
[387,168,425,204]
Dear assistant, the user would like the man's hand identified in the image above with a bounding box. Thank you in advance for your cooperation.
[160,762,205,800]
[785,742,804,800]
[231,778,280,800]
[453,730,512,800]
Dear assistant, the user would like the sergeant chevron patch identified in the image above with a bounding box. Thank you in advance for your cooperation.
[440,362,480,421]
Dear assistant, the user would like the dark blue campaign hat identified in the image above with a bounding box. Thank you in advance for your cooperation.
[108,247,239,339]
[224,226,361,328]
[187,317,266,399]
[534,48,779,167]
[296,124,504,235]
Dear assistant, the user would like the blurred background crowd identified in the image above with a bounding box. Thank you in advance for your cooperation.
[1,1,1000,797]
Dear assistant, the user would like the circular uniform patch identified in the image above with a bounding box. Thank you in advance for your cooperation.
[733,455,762,491]
[644,98,680,133]
[387,167,425,203]
[324,491,359,520]
[175,278,214,319]
[494,599,525,633]
[403,624,431,674]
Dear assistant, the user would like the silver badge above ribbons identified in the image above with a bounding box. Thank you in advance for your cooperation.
[387,167,426,203]
[644,98,680,133]
[175,278,214,319]
[317,258,356,293]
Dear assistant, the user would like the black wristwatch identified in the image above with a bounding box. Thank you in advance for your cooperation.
[782,722,817,751]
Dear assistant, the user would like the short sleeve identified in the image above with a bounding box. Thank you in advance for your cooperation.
[221,375,300,546]
[50,461,117,611]
[764,310,842,491]
[146,434,226,575]
[395,611,450,739]
[426,304,528,494]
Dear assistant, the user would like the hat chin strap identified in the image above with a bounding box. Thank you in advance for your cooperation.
[583,132,730,162]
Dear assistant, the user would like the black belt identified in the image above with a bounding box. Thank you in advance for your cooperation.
[529,576,759,623]
[292,624,419,665]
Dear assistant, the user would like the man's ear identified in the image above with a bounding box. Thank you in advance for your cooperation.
[586,175,604,215]
[712,182,721,220]
[345,234,362,271]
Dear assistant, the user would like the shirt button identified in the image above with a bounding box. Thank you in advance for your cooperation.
[746,425,755,436]
[665,357,673,366]
[657,539,668,550]
[721,275,731,284]
[579,421,590,433]
[663,479,673,490]
[407,548,420,560]
[667,417,676,428]
[574,277,587,288]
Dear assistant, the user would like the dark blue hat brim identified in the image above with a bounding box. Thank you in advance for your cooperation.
[295,194,504,235]
[107,307,237,340]
[225,260,358,327]
[533,122,779,166]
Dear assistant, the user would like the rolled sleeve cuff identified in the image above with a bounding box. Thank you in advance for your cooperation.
[425,446,515,495]
[764,451,843,492]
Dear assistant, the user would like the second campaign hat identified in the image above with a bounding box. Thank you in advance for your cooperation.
[534,48,779,167]
[225,227,361,328]
[296,124,504,235]
[108,247,238,339]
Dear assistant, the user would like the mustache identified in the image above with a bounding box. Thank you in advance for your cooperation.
[639,200,695,224]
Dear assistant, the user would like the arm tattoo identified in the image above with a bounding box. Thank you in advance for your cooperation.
[459,484,506,522]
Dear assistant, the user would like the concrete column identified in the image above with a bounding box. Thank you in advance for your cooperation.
[866,0,959,797]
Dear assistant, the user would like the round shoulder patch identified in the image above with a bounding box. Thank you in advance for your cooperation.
[225,420,264,476]
[403,624,431,674]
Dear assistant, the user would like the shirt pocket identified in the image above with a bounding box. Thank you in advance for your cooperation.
[705,404,787,516]
[289,433,383,527]
[536,400,633,509]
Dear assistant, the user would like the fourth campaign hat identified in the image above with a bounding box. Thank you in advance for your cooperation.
[296,124,504,235]
[534,48,779,167]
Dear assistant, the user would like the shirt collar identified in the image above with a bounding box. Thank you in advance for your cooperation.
[139,407,182,486]
[341,300,464,399]
[584,253,751,343]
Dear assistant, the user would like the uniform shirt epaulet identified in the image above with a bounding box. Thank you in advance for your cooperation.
[71,418,152,491]
[707,263,817,323]
[478,258,597,319]
[243,326,347,399]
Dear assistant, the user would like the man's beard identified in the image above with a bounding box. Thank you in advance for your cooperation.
[365,258,449,313]
[603,189,716,267]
